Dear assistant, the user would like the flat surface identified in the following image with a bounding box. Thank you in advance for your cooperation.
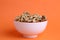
[0,0,60,40]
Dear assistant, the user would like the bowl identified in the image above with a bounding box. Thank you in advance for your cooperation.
[14,21,48,38]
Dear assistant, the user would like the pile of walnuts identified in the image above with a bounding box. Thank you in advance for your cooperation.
[15,12,47,23]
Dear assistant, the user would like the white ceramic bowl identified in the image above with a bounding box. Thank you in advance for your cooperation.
[14,21,48,38]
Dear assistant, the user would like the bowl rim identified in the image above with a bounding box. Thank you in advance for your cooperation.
[14,20,48,24]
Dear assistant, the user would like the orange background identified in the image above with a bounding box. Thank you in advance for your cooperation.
[0,0,60,40]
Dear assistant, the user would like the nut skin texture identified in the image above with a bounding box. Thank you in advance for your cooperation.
[15,12,47,23]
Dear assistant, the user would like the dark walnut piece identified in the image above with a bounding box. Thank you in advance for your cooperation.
[41,15,47,22]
